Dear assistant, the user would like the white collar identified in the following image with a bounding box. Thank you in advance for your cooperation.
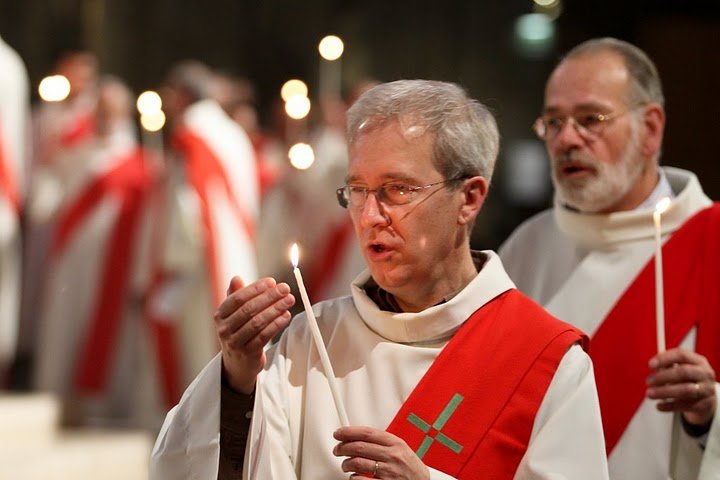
[636,168,674,210]
[350,251,515,344]
[554,167,711,249]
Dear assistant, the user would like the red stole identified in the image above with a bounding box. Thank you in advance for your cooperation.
[386,289,587,478]
[142,166,184,407]
[0,121,20,212]
[143,268,184,407]
[59,113,95,148]
[171,129,256,306]
[590,203,720,453]
[59,149,175,402]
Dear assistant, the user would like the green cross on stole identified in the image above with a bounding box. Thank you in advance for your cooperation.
[406,393,464,459]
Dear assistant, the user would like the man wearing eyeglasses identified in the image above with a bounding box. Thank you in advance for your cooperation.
[500,38,720,479]
[151,79,609,479]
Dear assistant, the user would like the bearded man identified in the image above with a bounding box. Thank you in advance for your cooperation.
[500,37,719,479]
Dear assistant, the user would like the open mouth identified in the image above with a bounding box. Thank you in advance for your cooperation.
[370,243,386,253]
[563,165,585,174]
[366,241,395,257]
[364,235,396,259]
[559,162,594,177]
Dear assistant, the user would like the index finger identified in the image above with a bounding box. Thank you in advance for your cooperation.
[216,277,278,319]
[333,426,396,446]
[226,276,245,295]
[649,348,708,370]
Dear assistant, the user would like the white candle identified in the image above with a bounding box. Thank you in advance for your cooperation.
[317,35,344,99]
[152,130,164,169]
[137,92,165,167]
[140,126,150,161]
[653,197,671,353]
[139,109,166,170]
[319,58,342,99]
[139,127,164,174]
[290,243,349,427]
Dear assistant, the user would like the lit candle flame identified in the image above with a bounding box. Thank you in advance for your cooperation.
[280,79,308,102]
[318,35,344,61]
[140,110,166,132]
[290,243,299,268]
[136,90,162,116]
[655,197,671,215]
[38,75,71,102]
[288,143,315,170]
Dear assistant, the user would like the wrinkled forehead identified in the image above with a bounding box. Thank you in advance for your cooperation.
[347,119,440,183]
[544,52,630,112]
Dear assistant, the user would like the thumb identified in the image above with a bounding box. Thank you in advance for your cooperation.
[227,276,245,295]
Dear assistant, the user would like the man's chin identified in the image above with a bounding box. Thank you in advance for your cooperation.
[557,190,616,213]
[554,172,594,190]
[369,265,409,292]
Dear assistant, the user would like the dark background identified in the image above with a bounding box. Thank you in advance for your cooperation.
[1,0,718,249]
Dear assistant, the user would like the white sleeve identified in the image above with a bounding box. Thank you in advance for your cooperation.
[697,383,720,480]
[150,354,222,480]
[428,466,457,479]
[514,344,609,480]
[243,338,300,480]
[245,369,297,479]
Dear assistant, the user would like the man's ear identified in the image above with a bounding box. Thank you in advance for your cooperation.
[458,176,488,226]
[640,103,665,158]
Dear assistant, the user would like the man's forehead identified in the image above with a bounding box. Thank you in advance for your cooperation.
[551,50,628,81]
[544,53,630,112]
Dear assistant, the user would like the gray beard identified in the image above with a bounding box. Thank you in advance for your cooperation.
[553,128,643,213]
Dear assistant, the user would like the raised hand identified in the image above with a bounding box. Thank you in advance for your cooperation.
[214,276,295,394]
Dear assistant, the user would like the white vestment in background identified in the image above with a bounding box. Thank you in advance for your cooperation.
[148,99,260,393]
[33,129,166,429]
[0,35,29,367]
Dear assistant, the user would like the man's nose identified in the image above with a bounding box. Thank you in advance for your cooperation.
[358,192,390,228]
[551,118,585,153]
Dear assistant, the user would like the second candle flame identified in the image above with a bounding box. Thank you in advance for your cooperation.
[655,197,671,215]
[290,243,300,268]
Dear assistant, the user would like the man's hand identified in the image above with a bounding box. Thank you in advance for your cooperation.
[333,426,429,480]
[215,277,295,394]
[647,347,717,427]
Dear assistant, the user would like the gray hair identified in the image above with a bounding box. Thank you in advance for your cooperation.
[346,79,500,184]
[563,37,665,108]
[165,59,214,102]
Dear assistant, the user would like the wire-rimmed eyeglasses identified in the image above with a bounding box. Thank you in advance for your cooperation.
[532,106,645,141]
[336,177,465,209]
